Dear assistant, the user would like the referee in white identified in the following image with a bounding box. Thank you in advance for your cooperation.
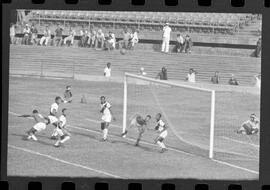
[161,22,172,53]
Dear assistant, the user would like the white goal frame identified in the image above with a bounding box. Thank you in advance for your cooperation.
[122,72,216,159]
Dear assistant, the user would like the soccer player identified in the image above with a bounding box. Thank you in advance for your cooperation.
[123,114,151,146]
[154,113,168,153]
[49,96,62,139]
[18,109,50,141]
[63,85,72,103]
[54,108,71,147]
[100,96,115,141]
[237,114,260,135]
[104,62,111,77]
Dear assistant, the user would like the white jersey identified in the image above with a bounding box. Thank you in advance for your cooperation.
[101,102,112,122]
[162,26,171,38]
[187,73,196,83]
[50,103,59,115]
[156,119,168,139]
[59,115,67,128]
[104,67,111,77]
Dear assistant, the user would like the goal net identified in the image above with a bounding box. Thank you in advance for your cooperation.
[122,73,260,164]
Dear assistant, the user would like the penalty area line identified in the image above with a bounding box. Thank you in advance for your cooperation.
[8,144,122,178]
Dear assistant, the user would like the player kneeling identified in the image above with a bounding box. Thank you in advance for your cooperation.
[123,114,151,146]
[54,108,71,147]
[19,109,50,141]
[154,113,168,153]
[237,113,260,135]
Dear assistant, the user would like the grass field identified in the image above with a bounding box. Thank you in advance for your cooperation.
[8,76,259,179]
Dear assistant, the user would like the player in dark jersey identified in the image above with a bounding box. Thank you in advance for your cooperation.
[122,114,151,146]
[63,85,72,103]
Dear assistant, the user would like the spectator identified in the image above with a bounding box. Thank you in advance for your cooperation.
[10,23,16,44]
[228,74,239,85]
[185,68,197,83]
[255,37,261,58]
[184,34,193,53]
[63,27,76,46]
[95,29,105,49]
[175,33,184,53]
[254,73,261,88]
[139,67,147,76]
[130,29,139,49]
[22,24,31,45]
[104,62,111,77]
[87,30,96,48]
[105,31,116,51]
[80,26,88,47]
[54,24,63,47]
[211,71,220,84]
[30,23,38,45]
[39,25,51,46]
[161,23,171,53]
[156,67,168,80]
[121,28,131,50]
[237,113,259,135]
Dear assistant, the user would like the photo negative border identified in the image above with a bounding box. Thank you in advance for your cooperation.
[1,0,270,189]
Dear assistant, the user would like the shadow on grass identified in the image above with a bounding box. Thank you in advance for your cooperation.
[11,133,54,147]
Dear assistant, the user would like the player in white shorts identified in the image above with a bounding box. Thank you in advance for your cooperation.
[54,108,71,147]
[48,96,62,139]
[154,113,168,153]
[100,96,115,141]
[18,109,50,141]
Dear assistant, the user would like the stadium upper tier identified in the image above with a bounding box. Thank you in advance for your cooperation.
[27,10,259,35]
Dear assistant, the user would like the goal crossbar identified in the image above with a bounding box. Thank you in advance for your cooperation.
[122,72,216,159]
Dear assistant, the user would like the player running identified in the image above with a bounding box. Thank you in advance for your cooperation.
[54,108,71,147]
[49,96,62,139]
[100,96,115,141]
[154,113,168,153]
[122,114,151,146]
[237,113,260,135]
[18,109,50,141]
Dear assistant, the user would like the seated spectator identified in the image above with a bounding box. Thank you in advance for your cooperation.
[184,34,193,53]
[54,24,63,47]
[63,27,76,46]
[139,67,147,76]
[22,24,31,45]
[211,71,220,84]
[156,67,168,80]
[255,37,261,58]
[63,85,72,103]
[104,31,116,51]
[10,23,16,44]
[254,73,261,88]
[80,26,88,47]
[39,25,51,46]
[228,74,239,85]
[175,33,184,53]
[30,23,38,45]
[95,29,105,49]
[130,29,139,49]
[237,113,259,135]
[104,62,111,77]
[185,68,197,83]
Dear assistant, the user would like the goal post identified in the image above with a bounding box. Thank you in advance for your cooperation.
[122,72,215,158]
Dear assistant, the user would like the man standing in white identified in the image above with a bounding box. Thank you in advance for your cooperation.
[161,23,171,53]
[186,68,197,83]
[104,62,111,77]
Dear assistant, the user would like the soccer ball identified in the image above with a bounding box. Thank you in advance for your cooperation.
[120,49,126,55]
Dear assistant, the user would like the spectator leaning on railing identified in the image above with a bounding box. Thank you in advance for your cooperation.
[130,29,139,50]
[30,23,38,45]
[64,27,76,46]
[122,28,131,50]
[54,24,63,47]
[185,68,197,83]
[22,24,31,45]
[175,33,184,53]
[104,31,116,51]
[184,34,193,53]
[80,26,88,47]
[40,25,51,46]
[211,71,220,84]
[255,37,261,58]
[156,67,168,80]
[10,23,16,44]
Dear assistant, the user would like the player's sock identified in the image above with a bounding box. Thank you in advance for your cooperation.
[157,141,166,149]
[31,134,38,141]
[60,136,70,144]
[103,128,108,140]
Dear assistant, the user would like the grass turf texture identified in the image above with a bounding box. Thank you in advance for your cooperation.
[8,76,259,179]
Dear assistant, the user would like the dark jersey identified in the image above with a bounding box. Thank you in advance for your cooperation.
[136,115,147,126]
[64,90,72,99]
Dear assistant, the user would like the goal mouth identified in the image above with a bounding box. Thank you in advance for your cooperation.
[122,72,259,162]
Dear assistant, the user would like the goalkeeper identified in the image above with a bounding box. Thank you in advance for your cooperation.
[237,114,260,135]
[122,114,151,146]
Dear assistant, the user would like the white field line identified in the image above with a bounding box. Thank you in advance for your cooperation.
[9,111,259,175]
[220,136,259,149]
[8,144,121,178]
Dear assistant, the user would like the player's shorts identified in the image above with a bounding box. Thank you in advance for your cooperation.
[101,115,112,123]
[48,115,58,124]
[101,122,109,130]
[159,130,168,139]
[33,122,46,132]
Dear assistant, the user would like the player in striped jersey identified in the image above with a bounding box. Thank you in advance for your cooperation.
[154,113,168,153]
[54,108,71,147]
[18,109,50,141]
[49,96,62,139]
